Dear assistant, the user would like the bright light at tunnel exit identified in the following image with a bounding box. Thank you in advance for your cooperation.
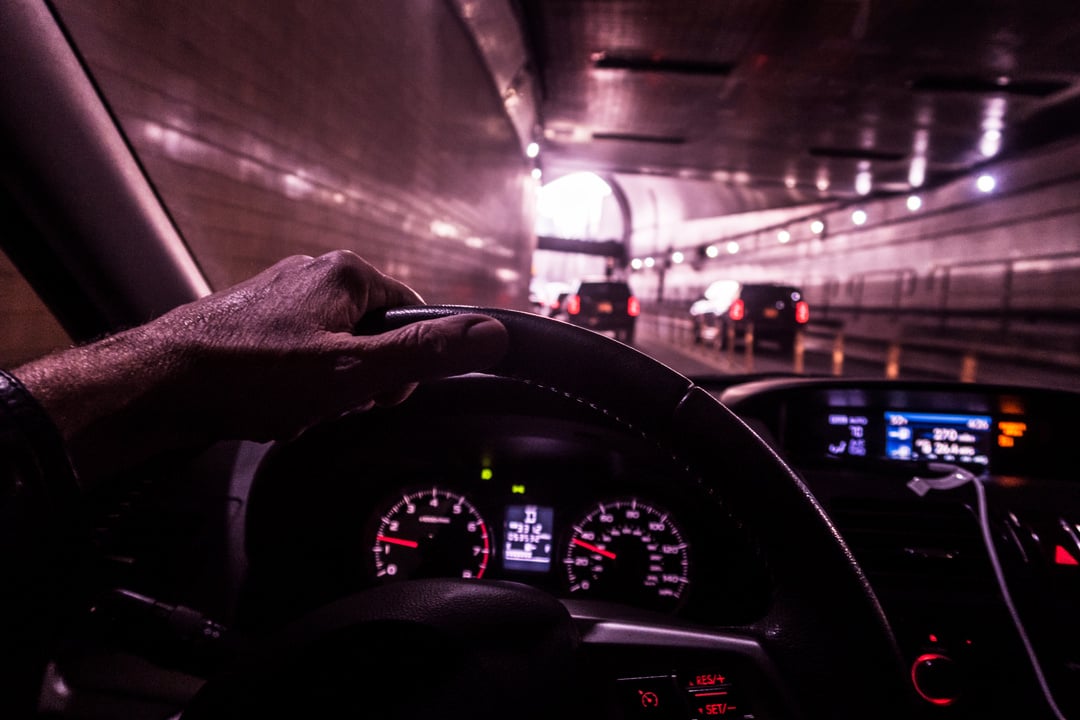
[535,172,613,240]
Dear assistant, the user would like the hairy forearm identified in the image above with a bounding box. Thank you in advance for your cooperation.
[8,252,508,486]
[12,323,200,484]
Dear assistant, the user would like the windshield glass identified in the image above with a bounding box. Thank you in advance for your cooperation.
[49,1,1080,393]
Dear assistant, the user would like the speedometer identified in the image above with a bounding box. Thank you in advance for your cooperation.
[564,498,690,611]
[371,487,491,581]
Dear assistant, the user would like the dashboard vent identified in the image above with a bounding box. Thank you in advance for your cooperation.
[828,497,992,589]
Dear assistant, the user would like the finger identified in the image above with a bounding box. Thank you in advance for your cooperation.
[307,250,425,311]
[335,314,509,393]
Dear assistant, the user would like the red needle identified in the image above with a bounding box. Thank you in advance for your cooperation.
[377,535,419,549]
[573,538,617,559]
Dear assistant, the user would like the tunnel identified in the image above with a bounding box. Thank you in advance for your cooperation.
[2,0,1078,390]
[6,5,1080,719]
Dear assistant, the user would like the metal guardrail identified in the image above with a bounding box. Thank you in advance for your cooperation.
[638,305,1080,390]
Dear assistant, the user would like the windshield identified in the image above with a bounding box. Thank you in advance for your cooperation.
[46,1,1080,393]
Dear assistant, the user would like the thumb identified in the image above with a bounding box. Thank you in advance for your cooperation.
[344,313,509,392]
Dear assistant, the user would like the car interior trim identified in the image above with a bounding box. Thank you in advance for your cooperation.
[0,1,210,338]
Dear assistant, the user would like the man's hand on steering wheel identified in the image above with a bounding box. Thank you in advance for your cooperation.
[14,250,508,483]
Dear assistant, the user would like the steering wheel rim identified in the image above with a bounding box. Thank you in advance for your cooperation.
[189,305,909,718]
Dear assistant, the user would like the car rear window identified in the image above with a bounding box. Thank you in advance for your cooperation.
[578,282,631,301]
[739,285,799,303]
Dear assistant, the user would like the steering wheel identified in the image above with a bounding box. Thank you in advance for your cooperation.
[183,306,909,719]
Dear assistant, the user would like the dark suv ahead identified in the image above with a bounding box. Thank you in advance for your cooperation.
[562,280,640,343]
[690,281,808,351]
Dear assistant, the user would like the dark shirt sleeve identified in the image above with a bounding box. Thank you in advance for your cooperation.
[0,369,83,714]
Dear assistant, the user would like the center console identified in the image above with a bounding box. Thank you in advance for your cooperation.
[720,379,1080,718]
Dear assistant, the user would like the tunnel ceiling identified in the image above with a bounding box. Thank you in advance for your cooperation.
[516,0,1080,219]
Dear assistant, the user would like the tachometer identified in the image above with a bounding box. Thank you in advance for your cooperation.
[371,487,491,581]
[564,498,690,610]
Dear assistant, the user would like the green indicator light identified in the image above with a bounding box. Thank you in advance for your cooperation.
[480,468,494,481]
[511,484,526,495]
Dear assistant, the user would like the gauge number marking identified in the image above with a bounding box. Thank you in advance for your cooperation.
[371,488,490,581]
[564,498,690,610]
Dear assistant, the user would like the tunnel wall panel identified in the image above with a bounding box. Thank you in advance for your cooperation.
[52,0,535,308]
[644,139,1080,355]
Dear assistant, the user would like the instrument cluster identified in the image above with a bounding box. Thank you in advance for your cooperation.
[242,386,768,625]
[365,484,691,612]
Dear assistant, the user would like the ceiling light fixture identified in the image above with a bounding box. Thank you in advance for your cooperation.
[979,129,1002,158]
[855,170,872,196]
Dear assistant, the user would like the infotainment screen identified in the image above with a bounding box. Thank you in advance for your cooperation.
[825,413,871,458]
[884,411,992,466]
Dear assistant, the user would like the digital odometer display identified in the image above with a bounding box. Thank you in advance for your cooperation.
[502,504,554,572]
[885,412,992,466]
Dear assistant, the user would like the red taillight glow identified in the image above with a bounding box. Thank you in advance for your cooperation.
[795,300,810,324]
[729,298,746,321]
[627,296,641,317]
[566,294,581,315]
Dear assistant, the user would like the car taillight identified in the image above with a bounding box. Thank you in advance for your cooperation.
[566,294,581,315]
[795,300,810,324]
[627,296,641,317]
[729,298,745,321]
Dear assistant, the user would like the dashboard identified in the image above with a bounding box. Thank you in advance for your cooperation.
[719,378,1080,717]
[82,367,1080,719]
[230,373,1080,718]
[721,379,1072,479]
[240,376,768,633]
